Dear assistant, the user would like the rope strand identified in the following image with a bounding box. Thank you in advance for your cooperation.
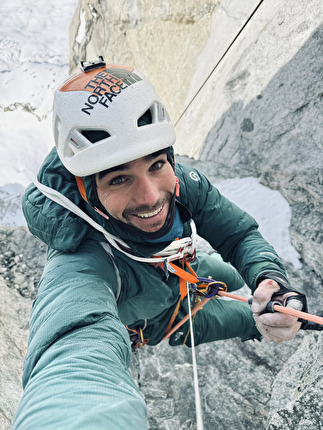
[186,281,204,430]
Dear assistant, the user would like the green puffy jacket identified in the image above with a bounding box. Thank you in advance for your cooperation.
[13,148,287,429]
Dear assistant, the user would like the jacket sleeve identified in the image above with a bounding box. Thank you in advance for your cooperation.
[177,164,287,292]
[12,237,147,430]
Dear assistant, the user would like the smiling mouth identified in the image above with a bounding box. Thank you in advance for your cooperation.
[135,205,164,219]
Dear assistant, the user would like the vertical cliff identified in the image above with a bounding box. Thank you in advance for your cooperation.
[69,0,323,281]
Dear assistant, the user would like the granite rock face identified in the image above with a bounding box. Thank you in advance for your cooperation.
[69,0,222,123]
[267,332,323,429]
[0,227,46,428]
[0,276,32,430]
[0,225,47,299]
[132,331,323,430]
[198,19,323,279]
[0,226,46,428]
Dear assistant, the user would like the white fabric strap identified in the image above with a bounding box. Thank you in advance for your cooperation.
[99,241,122,301]
[33,178,197,264]
[33,177,125,242]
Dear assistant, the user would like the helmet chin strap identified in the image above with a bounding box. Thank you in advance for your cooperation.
[175,176,180,197]
[76,176,110,220]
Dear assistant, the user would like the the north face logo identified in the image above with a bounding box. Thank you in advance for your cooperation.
[81,68,142,115]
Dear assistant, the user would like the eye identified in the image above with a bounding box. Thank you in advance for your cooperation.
[109,175,128,186]
[150,159,166,172]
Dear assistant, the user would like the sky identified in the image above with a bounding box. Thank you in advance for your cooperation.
[0,0,302,268]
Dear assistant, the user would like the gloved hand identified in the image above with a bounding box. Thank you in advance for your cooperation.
[252,279,302,342]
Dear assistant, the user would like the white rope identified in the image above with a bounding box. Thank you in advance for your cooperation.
[187,282,204,430]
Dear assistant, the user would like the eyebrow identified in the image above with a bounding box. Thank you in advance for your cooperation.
[97,149,168,180]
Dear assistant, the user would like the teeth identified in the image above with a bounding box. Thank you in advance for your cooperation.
[136,206,163,219]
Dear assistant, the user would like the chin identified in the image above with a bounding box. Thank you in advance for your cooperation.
[133,221,166,233]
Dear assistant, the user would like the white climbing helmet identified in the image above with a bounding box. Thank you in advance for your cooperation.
[53,56,176,177]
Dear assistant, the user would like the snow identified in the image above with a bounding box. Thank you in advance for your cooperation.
[76,7,86,44]
[0,0,78,187]
[215,177,301,268]
[0,0,301,268]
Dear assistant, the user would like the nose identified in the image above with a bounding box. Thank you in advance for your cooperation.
[133,174,160,207]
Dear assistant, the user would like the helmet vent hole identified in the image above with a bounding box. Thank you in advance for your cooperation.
[81,130,110,143]
[138,109,152,127]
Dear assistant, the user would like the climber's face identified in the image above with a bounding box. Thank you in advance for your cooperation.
[96,152,176,232]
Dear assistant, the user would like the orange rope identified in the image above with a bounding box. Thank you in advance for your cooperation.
[163,260,323,341]
[164,297,182,337]
[163,287,323,341]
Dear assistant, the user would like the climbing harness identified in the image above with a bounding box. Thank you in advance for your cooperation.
[163,260,227,340]
[126,259,223,427]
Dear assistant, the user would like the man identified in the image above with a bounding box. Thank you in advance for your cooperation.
[13,58,306,429]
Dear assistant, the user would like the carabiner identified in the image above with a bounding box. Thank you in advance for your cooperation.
[195,277,227,298]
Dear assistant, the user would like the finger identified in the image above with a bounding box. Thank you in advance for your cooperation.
[254,319,280,342]
[285,296,303,311]
[254,310,302,341]
[257,322,301,342]
[271,293,302,310]
[254,316,301,342]
[257,312,299,328]
[252,279,280,314]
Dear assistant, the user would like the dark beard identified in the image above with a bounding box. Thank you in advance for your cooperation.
[109,192,176,241]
